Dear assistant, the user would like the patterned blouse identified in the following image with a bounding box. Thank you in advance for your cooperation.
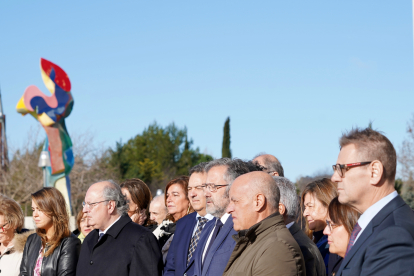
[33,246,44,276]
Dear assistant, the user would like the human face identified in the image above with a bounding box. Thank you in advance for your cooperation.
[0,215,16,246]
[227,181,257,231]
[79,213,93,237]
[303,193,327,232]
[331,144,371,208]
[166,184,189,221]
[122,188,138,218]
[83,183,113,231]
[323,217,350,258]
[188,172,207,216]
[32,199,53,232]
[149,200,168,225]
[205,166,230,218]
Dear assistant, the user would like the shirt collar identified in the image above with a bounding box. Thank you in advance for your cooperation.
[286,221,295,229]
[196,213,215,221]
[357,191,398,230]
[220,213,231,224]
[99,215,121,236]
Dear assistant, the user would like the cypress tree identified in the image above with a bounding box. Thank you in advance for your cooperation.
[222,117,232,158]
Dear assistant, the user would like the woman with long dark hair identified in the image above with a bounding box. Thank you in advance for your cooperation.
[20,187,80,276]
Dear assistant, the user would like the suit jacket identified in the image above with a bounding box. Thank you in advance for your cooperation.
[336,195,414,276]
[289,222,326,276]
[164,212,198,276]
[76,214,163,276]
[190,215,237,276]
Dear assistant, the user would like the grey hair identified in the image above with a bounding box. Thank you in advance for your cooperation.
[101,179,129,216]
[205,158,262,195]
[189,162,209,175]
[272,176,298,219]
[253,153,284,177]
[151,194,167,211]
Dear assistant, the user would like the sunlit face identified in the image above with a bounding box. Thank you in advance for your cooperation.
[166,184,189,221]
[303,193,327,232]
[32,199,53,231]
[122,188,138,217]
[0,215,16,245]
[79,213,93,237]
[188,172,207,216]
[205,166,230,218]
[149,200,168,225]
[323,217,350,258]
[83,183,112,231]
[331,144,371,207]
[227,181,257,231]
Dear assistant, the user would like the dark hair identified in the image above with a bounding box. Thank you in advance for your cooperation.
[0,194,24,232]
[189,162,209,175]
[339,127,396,183]
[300,178,338,239]
[328,197,360,236]
[32,187,70,257]
[253,153,284,176]
[76,209,85,231]
[120,178,152,225]
[164,176,194,222]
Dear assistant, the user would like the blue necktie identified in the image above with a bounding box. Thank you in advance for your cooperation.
[98,233,104,242]
[204,219,223,258]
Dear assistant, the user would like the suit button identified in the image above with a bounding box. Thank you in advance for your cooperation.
[90,260,93,265]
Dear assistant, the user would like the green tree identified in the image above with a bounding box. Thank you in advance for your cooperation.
[395,178,403,194]
[222,117,232,158]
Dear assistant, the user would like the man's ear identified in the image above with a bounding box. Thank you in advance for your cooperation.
[279,203,286,216]
[107,200,116,214]
[253,193,266,211]
[370,160,383,186]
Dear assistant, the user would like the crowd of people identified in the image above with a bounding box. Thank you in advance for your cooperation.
[0,127,414,275]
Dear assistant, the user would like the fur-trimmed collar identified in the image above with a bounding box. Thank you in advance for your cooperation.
[12,231,34,253]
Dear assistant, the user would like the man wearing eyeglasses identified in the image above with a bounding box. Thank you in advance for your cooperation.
[252,153,284,176]
[331,128,414,276]
[76,180,163,276]
[190,158,260,276]
[164,162,214,276]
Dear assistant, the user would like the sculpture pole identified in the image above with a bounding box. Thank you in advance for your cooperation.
[16,58,74,214]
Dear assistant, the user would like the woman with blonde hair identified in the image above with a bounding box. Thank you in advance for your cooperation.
[20,187,80,276]
[301,178,338,274]
[0,194,32,276]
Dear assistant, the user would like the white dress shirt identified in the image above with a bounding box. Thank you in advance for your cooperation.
[202,213,231,262]
[354,191,398,243]
[192,213,215,237]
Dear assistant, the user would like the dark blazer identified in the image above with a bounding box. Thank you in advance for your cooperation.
[336,195,414,276]
[289,222,326,276]
[164,212,198,276]
[20,233,80,276]
[76,214,163,276]
[190,216,237,276]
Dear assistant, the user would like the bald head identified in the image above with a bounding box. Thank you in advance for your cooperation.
[150,194,168,225]
[227,171,281,231]
[253,154,284,177]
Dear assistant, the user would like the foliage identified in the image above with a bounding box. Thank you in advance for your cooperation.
[395,178,403,194]
[295,169,332,195]
[222,117,232,158]
[107,122,213,192]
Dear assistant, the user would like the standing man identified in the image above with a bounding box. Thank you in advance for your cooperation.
[164,162,214,276]
[223,172,305,276]
[191,158,260,276]
[77,180,163,276]
[273,176,326,276]
[253,153,284,176]
[332,128,414,275]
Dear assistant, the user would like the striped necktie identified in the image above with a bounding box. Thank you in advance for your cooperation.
[345,222,361,257]
[187,217,208,265]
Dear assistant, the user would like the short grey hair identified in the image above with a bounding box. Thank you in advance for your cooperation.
[101,179,129,216]
[272,176,298,219]
[151,194,167,210]
[189,162,209,175]
[253,153,284,177]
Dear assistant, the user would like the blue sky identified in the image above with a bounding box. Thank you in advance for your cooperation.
[0,1,413,182]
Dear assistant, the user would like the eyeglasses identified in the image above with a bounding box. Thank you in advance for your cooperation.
[82,200,110,210]
[0,222,8,232]
[188,185,205,191]
[332,161,372,178]
[326,220,340,232]
[203,183,229,192]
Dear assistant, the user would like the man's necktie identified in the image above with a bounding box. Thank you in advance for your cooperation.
[345,222,361,257]
[187,217,209,265]
[98,232,104,242]
[203,219,224,260]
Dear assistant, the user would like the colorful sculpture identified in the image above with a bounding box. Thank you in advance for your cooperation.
[16,58,74,214]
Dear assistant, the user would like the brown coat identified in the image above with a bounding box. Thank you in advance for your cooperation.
[223,212,306,276]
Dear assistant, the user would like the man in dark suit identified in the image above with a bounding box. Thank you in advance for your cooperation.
[331,128,414,275]
[76,180,163,276]
[164,162,214,276]
[189,158,260,276]
[273,176,326,276]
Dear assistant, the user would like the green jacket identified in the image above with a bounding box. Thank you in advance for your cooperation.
[223,212,306,276]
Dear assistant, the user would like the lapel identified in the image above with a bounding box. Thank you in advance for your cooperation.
[180,212,198,267]
[202,216,234,275]
[190,218,216,276]
[337,195,406,275]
